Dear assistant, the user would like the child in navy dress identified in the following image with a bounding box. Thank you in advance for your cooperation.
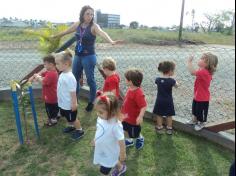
[153,61,178,135]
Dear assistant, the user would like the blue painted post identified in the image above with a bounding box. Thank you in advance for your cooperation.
[11,82,24,144]
[28,84,40,139]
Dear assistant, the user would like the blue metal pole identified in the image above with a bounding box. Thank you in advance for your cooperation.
[28,85,40,139]
[11,82,24,144]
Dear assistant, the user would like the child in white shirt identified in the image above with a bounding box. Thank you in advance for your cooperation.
[93,92,127,176]
[55,50,84,140]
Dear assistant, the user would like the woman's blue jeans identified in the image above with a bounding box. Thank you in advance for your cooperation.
[72,54,97,103]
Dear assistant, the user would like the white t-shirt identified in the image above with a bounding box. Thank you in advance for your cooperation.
[93,117,124,168]
[57,71,77,110]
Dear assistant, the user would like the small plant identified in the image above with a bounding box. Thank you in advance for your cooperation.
[24,23,68,54]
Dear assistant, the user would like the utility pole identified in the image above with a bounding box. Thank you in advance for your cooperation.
[178,0,186,42]
[232,12,235,35]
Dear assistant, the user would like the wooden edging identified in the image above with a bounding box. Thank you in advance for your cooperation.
[144,111,235,152]
[0,86,235,152]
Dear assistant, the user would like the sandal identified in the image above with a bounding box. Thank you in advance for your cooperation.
[44,120,57,127]
[166,127,173,135]
[155,126,165,134]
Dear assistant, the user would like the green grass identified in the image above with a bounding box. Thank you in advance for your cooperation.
[100,29,235,46]
[0,27,235,45]
[0,99,234,176]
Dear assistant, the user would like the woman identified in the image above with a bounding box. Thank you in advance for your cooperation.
[53,5,121,112]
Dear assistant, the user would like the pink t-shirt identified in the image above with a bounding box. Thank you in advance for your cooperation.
[194,69,212,102]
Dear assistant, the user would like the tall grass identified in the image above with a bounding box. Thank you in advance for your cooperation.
[0,27,235,46]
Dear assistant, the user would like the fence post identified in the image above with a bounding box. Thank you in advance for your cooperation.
[28,84,40,139]
[11,81,24,144]
[178,0,186,42]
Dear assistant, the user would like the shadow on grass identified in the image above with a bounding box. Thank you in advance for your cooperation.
[192,135,233,176]
[153,133,178,176]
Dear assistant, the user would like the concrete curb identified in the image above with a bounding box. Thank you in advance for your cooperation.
[0,86,235,152]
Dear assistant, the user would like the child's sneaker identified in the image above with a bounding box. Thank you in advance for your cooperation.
[194,122,205,131]
[63,126,76,133]
[186,119,197,125]
[71,130,85,140]
[111,163,127,176]
[125,139,134,148]
[135,137,144,150]
[51,118,58,124]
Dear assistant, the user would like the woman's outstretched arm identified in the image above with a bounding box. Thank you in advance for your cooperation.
[93,23,123,45]
[53,22,80,38]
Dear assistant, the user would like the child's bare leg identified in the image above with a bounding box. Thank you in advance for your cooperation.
[124,131,129,138]
[156,116,164,134]
[117,161,123,171]
[192,116,197,122]
[73,119,82,130]
[166,116,173,135]
[156,115,163,128]
[166,116,173,128]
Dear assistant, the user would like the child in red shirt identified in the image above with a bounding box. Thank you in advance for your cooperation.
[29,55,59,127]
[98,57,120,98]
[187,52,218,131]
[122,69,147,150]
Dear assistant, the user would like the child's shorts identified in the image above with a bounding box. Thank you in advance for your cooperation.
[192,100,209,122]
[100,166,112,175]
[122,121,141,138]
[45,103,59,119]
[60,108,77,123]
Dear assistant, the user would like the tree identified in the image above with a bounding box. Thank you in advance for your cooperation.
[24,23,68,54]
[200,10,235,34]
[129,21,139,29]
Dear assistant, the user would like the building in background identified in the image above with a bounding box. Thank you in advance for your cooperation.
[95,10,120,28]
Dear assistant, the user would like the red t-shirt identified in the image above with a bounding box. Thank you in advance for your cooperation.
[41,70,58,104]
[194,69,212,102]
[103,73,120,98]
[122,88,147,125]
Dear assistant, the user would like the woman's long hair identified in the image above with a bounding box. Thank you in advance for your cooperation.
[79,5,94,26]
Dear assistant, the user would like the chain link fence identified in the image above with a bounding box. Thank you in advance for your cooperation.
[0,32,235,125]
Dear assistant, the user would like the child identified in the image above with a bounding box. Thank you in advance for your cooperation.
[187,52,218,131]
[55,50,84,140]
[121,69,147,150]
[153,61,178,135]
[29,54,59,127]
[93,92,127,176]
[98,57,120,98]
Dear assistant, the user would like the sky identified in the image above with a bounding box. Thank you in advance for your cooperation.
[0,0,235,27]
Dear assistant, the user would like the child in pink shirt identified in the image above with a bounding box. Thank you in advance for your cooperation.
[187,52,218,131]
